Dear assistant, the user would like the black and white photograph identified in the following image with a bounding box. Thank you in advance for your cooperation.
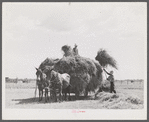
[2,2,147,120]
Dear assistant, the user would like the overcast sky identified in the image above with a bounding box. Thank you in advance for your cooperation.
[2,2,147,80]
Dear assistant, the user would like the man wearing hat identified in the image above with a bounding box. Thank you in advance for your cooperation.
[104,69,116,93]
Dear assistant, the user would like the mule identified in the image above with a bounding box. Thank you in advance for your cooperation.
[44,66,71,102]
[35,68,49,102]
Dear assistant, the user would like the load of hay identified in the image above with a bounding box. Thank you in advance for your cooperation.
[54,56,102,93]
[54,45,103,94]
[38,45,118,96]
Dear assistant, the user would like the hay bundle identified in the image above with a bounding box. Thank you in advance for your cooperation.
[95,49,118,69]
[61,45,74,57]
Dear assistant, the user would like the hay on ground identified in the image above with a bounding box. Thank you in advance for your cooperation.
[94,92,143,109]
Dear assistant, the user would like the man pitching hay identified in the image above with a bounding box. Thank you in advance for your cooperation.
[103,69,116,93]
[95,49,118,96]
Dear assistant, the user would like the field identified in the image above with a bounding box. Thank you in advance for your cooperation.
[5,80,144,109]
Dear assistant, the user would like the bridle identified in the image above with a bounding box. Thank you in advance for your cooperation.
[36,69,48,87]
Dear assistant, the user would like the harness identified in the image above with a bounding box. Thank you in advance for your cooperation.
[37,72,49,89]
[50,71,61,84]
[50,71,57,82]
[49,71,63,94]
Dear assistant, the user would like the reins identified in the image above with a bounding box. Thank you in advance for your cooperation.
[49,70,59,83]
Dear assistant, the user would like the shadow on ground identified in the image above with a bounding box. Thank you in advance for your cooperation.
[12,95,95,105]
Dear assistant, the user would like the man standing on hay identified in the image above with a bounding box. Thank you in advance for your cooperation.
[73,44,78,55]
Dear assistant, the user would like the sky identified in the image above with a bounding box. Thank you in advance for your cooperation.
[2,2,147,80]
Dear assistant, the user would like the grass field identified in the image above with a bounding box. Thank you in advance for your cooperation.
[5,80,144,109]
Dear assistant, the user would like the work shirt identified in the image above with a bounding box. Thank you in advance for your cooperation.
[104,69,114,83]
[107,74,114,83]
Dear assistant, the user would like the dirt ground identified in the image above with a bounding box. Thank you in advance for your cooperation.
[5,81,144,109]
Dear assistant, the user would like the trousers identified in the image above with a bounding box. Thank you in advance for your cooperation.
[110,82,116,93]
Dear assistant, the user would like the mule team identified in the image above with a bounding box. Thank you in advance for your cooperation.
[35,65,116,103]
[35,66,72,102]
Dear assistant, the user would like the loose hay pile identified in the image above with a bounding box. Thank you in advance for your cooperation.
[94,92,143,109]
[38,45,103,95]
